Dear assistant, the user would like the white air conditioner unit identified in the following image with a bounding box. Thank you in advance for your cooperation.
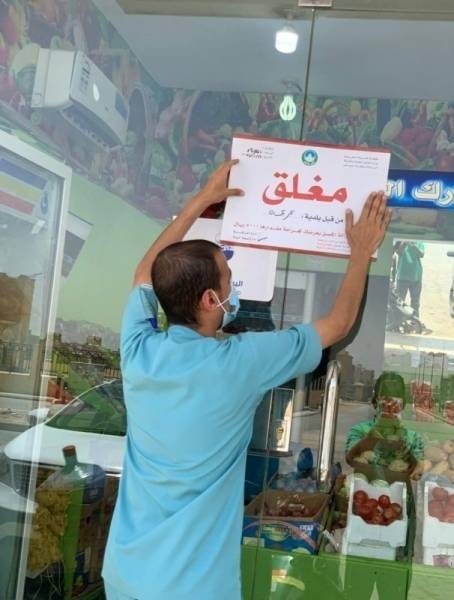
[31,49,129,150]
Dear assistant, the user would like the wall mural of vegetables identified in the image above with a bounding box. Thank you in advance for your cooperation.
[1,1,454,228]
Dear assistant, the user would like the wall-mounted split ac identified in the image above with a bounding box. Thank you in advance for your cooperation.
[31,49,129,150]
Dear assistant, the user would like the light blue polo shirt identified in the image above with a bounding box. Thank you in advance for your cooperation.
[103,285,322,600]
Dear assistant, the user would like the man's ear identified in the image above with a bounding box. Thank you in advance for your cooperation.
[199,289,218,312]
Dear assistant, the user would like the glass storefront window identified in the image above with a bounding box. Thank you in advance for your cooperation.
[2,1,454,599]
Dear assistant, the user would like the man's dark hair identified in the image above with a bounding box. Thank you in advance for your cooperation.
[152,239,223,325]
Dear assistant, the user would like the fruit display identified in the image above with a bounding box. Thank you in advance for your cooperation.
[27,487,71,573]
[427,486,454,523]
[243,490,330,553]
[411,381,435,412]
[420,440,454,483]
[350,425,415,475]
[443,401,454,425]
[343,479,408,560]
[423,481,454,566]
[263,494,316,519]
[352,489,403,526]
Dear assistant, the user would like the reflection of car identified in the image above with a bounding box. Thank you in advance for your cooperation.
[4,380,126,494]
[448,251,454,317]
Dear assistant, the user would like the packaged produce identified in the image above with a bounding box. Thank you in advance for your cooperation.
[423,440,454,483]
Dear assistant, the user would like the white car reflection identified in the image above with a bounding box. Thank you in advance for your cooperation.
[4,380,126,494]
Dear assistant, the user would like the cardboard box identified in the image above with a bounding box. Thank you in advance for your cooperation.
[342,479,408,561]
[242,490,330,553]
[348,445,417,485]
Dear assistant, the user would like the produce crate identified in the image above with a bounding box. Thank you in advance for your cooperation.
[242,489,330,554]
[342,479,408,561]
[349,452,417,485]
[422,481,454,566]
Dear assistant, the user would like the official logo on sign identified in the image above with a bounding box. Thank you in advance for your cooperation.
[301,149,318,166]
[216,235,234,261]
[221,245,234,261]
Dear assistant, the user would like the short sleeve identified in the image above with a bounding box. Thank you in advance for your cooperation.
[121,285,160,354]
[242,324,323,395]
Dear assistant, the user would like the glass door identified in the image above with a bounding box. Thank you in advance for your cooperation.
[0,130,71,599]
[247,5,454,600]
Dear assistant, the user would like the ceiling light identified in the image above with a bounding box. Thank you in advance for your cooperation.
[275,25,299,54]
[279,95,297,121]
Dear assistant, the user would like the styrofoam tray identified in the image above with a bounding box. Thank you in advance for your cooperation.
[422,481,454,548]
[343,479,407,549]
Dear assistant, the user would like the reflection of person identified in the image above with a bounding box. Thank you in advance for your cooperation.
[394,241,425,317]
[102,159,391,600]
[346,371,425,478]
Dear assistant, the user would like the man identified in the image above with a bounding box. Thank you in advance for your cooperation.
[394,240,425,317]
[102,159,391,600]
[346,370,425,477]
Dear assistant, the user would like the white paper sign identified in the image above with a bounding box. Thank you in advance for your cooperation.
[221,135,391,258]
[184,218,278,301]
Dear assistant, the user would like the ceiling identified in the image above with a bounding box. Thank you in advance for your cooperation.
[93,0,454,99]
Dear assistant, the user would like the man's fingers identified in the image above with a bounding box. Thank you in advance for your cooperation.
[345,208,353,233]
[227,187,244,197]
[382,207,393,228]
[220,158,239,171]
[360,192,376,220]
[367,191,387,220]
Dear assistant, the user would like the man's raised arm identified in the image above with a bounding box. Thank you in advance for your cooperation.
[133,160,243,287]
[314,191,392,349]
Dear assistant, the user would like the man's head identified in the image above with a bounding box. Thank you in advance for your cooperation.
[151,239,232,328]
[371,371,406,411]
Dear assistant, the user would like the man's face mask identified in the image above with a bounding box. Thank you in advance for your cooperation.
[213,288,240,328]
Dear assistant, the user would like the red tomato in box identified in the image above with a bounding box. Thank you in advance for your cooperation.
[446,495,454,509]
[383,507,396,524]
[353,490,368,505]
[432,487,449,502]
[390,502,402,517]
[357,504,373,521]
[365,498,378,511]
[370,510,385,525]
[378,494,391,509]
[428,499,445,521]
[442,511,454,523]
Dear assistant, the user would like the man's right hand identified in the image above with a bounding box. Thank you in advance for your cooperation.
[314,191,392,349]
[345,191,392,259]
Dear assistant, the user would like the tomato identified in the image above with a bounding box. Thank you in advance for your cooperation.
[428,499,445,521]
[365,498,378,511]
[378,494,391,509]
[390,502,402,516]
[432,487,449,502]
[383,507,396,523]
[442,511,454,523]
[353,490,368,505]
[370,511,385,525]
[445,494,454,509]
[357,504,373,521]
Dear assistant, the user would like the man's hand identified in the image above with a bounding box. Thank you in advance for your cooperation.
[314,191,392,349]
[195,159,244,209]
[345,191,392,258]
[133,159,243,287]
